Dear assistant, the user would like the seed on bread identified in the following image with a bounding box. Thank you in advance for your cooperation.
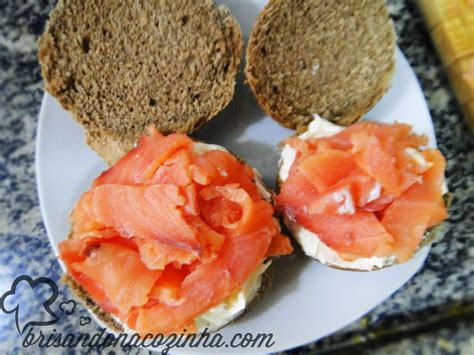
[245,0,396,130]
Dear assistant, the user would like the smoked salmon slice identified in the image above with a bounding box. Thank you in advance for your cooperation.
[151,149,192,186]
[277,120,448,264]
[219,199,277,283]
[299,211,394,257]
[147,265,189,306]
[190,150,261,200]
[70,243,162,317]
[93,128,192,187]
[59,127,292,335]
[276,170,320,222]
[73,184,202,252]
[266,233,294,257]
[135,236,198,270]
[133,259,238,335]
[381,182,439,262]
[307,175,381,215]
[298,150,357,194]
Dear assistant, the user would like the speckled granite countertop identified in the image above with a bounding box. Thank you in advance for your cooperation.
[0,0,473,353]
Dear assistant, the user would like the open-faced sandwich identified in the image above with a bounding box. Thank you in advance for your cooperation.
[276,115,449,271]
[59,127,293,335]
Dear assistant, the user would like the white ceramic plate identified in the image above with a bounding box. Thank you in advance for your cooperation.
[36,0,436,352]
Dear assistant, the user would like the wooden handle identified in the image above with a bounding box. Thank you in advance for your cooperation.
[417,0,474,130]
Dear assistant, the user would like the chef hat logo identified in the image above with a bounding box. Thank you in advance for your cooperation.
[0,275,60,334]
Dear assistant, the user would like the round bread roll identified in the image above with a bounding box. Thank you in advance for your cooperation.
[245,0,396,130]
[38,0,243,164]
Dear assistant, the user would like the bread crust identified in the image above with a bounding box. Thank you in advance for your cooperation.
[245,0,396,130]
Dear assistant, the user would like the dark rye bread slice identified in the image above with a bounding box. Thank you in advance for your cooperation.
[38,0,243,164]
[245,0,396,130]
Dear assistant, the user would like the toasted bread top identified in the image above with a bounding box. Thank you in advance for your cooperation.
[245,0,396,130]
[39,0,243,163]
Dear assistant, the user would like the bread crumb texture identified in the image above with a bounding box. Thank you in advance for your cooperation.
[246,0,396,130]
[39,0,243,161]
